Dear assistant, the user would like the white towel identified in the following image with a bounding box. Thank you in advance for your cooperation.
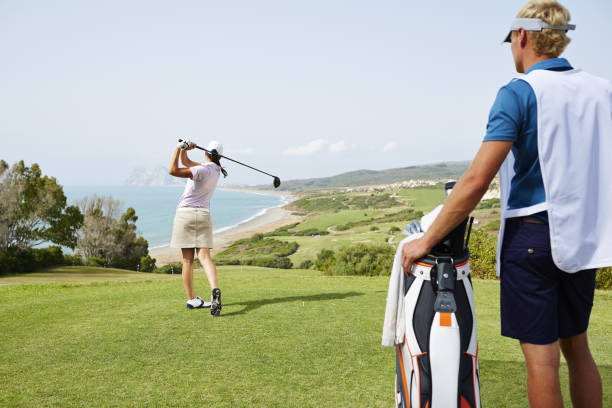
[381,205,443,347]
[381,232,423,347]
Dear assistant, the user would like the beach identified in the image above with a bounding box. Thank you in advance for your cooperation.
[149,191,302,266]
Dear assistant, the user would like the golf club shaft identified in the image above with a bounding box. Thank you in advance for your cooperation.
[178,139,278,179]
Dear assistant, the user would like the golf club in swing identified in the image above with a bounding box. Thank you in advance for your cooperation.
[178,139,281,188]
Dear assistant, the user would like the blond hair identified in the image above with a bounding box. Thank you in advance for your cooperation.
[517,0,571,57]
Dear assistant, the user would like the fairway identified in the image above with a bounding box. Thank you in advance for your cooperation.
[1,267,610,407]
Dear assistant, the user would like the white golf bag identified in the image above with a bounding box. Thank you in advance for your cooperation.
[395,183,481,408]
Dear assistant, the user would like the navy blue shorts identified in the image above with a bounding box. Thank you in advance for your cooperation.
[500,217,596,345]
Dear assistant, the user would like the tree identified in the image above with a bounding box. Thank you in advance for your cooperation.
[76,196,122,261]
[0,160,83,250]
[76,196,155,270]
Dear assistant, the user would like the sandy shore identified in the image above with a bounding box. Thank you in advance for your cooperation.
[150,192,302,266]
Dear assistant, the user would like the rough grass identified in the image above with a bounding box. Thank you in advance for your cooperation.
[0,266,178,285]
[0,266,610,407]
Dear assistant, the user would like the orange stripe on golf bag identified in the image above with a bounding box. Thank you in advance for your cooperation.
[397,345,410,408]
[439,312,452,327]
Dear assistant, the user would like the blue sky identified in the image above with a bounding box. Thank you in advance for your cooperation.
[1,0,611,186]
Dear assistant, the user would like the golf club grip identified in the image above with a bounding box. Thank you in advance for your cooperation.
[177,139,279,180]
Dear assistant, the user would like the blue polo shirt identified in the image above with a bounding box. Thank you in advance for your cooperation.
[484,58,574,217]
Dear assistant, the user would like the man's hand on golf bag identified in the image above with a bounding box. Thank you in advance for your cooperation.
[401,237,433,274]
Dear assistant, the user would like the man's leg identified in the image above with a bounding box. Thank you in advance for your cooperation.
[559,332,602,408]
[181,248,195,299]
[196,248,218,290]
[520,341,563,408]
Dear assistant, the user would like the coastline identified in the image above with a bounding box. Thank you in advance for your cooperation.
[149,190,301,266]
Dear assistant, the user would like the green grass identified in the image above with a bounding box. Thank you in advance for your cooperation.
[287,232,392,266]
[395,187,445,211]
[0,267,610,407]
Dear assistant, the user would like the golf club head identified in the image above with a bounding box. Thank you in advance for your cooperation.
[273,177,281,188]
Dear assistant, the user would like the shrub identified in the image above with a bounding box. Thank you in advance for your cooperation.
[335,208,423,232]
[294,228,329,236]
[215,234,298,260]
[314,249,335,272]
[327,243,395,276]
[0,247,35,275]
[139,255,157,272]
[86,257,106,267]
[155,263,182,274]
[213,233,297,269]
[370,226,379,231]
[389,226,401,234]
[214,258,241,266]
[292,197,348,212]
[32,246,64,268]
[468,229,497,280]
[266,223,300,236]
[265,224,328,237]
[250,256,293,269]
[63,254,83,266]
[596,267,612,290]
[298,260,314,269]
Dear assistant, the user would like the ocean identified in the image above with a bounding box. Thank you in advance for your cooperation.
[63,186,286,248]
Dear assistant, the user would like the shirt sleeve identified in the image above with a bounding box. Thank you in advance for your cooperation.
[190,164,215,181]
[483,83,523,142]
[190,165,206,182]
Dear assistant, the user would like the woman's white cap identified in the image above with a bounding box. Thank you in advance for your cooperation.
[206,140,223,156]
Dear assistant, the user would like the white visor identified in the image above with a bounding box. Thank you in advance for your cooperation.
[503,18,575,43]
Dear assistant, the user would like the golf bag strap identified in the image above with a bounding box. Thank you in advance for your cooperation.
[411,261,470,281]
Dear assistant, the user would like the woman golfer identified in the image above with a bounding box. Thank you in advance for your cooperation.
[168,140,227,316]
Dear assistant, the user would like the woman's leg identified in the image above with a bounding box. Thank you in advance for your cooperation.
[196,248,218,289]
[181,248,196,299]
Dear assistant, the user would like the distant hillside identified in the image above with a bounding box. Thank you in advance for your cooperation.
[249,161,471,191]
[124,166,185,186]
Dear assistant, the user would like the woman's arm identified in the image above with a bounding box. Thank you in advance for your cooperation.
[168,147,193,179]
[180,149,201,168]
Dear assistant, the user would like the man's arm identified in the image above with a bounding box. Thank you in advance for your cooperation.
[168,148,193,179]
[401,141,513,271]
[180,149,201,168]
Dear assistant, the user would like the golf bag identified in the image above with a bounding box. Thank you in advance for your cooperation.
[395,183,481,408]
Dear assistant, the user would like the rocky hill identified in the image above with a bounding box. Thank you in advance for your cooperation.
[247,161,471,191]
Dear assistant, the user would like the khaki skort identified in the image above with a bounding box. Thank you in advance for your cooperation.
[170,207,213,249]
